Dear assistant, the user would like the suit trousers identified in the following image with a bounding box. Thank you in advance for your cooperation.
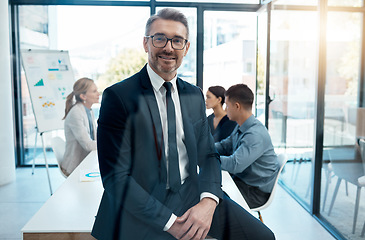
[135,177,275,240]
[209,193,275,240]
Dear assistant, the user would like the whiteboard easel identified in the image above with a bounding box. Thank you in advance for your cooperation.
[31,131,54,194]
[21,49,75,195]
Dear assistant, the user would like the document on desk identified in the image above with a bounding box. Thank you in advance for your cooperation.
[79,168,101,182]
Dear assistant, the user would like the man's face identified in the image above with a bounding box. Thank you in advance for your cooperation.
[225,96,237,122]
[143,19,190,80]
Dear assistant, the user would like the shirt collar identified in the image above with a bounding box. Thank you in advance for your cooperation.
[147,64,178,93]
[238,114,255,133]
[83,104,92,112]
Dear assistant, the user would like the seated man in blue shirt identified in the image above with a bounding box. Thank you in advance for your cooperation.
[215,84,279,208]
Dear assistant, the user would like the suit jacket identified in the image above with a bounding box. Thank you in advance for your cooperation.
[62,102,97,176]
[92,65,222,240]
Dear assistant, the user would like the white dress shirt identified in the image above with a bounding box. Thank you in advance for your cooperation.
[148,64,189,186]
[147,64,218,231]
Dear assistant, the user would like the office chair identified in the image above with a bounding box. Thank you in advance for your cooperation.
[251,154,288,222]
[359,139,365,237]
[322,108,365,212]
[359,176,365,237]
[327,141,365,234]
[51,136,67,178]
[322,162,350,212]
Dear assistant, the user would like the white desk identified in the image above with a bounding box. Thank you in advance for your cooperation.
[22,151,102,240]
[22,151,251,240]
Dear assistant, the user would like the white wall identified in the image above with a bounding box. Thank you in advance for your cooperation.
[0,1,16,185]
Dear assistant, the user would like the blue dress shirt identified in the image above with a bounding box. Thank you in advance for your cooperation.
[215,115,279,193]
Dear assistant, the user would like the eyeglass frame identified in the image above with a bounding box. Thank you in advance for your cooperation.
[145,34,189,50]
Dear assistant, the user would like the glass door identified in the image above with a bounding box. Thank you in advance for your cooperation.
[268,8,318,207]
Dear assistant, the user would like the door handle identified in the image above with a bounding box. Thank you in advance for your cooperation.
[267,95,274,105]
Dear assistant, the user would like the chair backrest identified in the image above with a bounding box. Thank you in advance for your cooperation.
[360,139,365,174]
[251,153,288,212]
[51,136,66,178]
[356,108,365,139]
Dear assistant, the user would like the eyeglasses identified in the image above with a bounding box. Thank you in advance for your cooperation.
[145,34,188,50]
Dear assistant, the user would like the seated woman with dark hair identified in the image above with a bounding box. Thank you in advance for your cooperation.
[205,86,237,142]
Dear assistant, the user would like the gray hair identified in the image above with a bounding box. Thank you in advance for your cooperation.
[145,8,189,39]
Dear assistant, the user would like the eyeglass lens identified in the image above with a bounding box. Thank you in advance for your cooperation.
[152,34,186,50]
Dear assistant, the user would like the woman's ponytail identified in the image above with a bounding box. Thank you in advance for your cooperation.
[62,91,75,120]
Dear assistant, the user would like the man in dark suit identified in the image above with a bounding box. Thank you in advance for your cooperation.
[92,8,275,240]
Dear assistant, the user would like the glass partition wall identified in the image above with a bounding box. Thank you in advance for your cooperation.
[269,8,318,207]
[9,1,365,239]
[203,11,257,115]
[321,11,364,240]
[270,1,365,240]
[14,1,260,168]
[18,5,151,166]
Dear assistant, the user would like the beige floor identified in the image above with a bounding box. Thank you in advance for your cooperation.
[262,185,336,240]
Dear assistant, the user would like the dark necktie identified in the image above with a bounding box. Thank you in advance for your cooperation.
[163,82,181,192]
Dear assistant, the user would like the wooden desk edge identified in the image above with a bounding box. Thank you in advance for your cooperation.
[23,232,96,240]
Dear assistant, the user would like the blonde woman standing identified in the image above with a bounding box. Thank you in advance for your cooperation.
[61,77,99,176]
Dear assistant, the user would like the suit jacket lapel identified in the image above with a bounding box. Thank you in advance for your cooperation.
[140,66,167,181]
[177,79,197,175]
